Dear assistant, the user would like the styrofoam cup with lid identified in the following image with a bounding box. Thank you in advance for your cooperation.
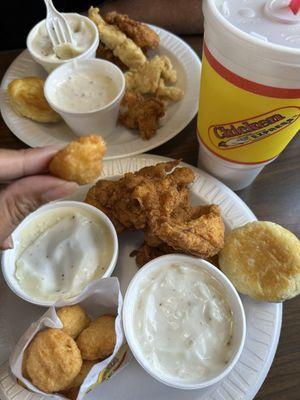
[197,0,300,190]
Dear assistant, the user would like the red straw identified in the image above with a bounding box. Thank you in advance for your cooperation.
[289,0,300,14]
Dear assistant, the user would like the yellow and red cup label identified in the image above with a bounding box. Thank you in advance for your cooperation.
[197,44,300,164]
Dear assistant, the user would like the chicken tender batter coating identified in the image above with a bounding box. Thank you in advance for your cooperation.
[49,135,106,185]
[57,305,91,339]
[119,91,165,140]
[7,77,61,123]
[88,7,146,69]
[25,328,82,393]
[105,11,159,50]
[76,315,116,360]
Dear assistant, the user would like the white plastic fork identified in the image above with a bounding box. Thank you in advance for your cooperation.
[44,0,74,47]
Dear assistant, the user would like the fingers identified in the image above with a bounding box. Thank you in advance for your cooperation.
[0,176,78,246]
[0,145,62,181]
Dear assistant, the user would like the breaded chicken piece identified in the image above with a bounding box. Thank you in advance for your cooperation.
[156,78,185,102]
[85,161,183,233]
[125,55,177,94]
[57,305,90,339]
[85,161,225,265]
[7,77,61,123]
[145,204,225,259]
[88,7,146,68]
[25,329,82,393]
[119,91,165,140]
[96,42,127,71]
[105,11,159,50]
[49,135,106,185]
[76,315,116,360]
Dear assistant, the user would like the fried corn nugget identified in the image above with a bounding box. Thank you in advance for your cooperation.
[67,360,97,390]
[125,55,177,95]
[7,77,61,123]
[49,135,106,185]
[119,91,165,140]
[105,11,159,50]
[26,328,82,393]
[60,387,79,400]
[57,305,91,339]
[76,315,116,360]
[88,7,146,68]
[96,42,127,71]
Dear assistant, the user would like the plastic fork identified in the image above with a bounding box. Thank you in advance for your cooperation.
[44,0,74,47]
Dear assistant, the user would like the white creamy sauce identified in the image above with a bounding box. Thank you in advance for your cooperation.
[51,70,118,112]
[15,207,113,302]
[134,263,234,381]
[32,15,94,60]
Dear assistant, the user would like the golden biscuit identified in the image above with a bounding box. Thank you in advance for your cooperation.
[76,315,116,360]
[219,221,300,302]
[7,77,61,123]
[26,328,82,393]
[57,305,91,339]
[49,135,106,185]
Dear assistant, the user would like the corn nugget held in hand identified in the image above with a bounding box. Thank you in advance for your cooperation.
[25,328,82,393]
[57,305,91,339]
[49,135,106,185]
[105,11,159,50]
[76,315,116,360]
[7,77,61,123]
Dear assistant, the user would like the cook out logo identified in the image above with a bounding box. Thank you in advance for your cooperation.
[209,107,300,150]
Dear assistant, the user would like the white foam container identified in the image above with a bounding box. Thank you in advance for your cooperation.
[26,13,99,73]
[1,201,119,307]
[123,254,246,390]
[198,0,300,190]
[44,59,125,137]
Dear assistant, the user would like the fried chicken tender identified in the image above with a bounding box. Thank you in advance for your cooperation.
[125,55,177,94]
[49,135,106,185]
[85,161,225,265]
[96,42,127,71]
[88,7,146,68]
[76,315,116,361]
[57,305,91,339]
[105,11,159,50]
[156,78,184,102]
[85,161,183,232]
[7,77,61,123]
[146,204,225,259]
[25,328,82,393]
[119,91,165,139]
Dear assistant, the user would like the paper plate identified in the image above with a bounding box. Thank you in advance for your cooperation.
[0,155,281,400]
[0,26,201,160]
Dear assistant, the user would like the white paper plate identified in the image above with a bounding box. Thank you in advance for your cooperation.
[0,26,201,160]
[0,155,281,400]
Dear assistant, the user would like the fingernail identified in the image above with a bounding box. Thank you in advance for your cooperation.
[42,182,79,201]
[0,236,14,250]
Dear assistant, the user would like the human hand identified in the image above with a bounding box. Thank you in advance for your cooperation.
[0,146,78,250]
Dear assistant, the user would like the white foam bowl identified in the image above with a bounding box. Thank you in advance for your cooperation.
[44,58,125,137]
[123,254,246,390]
[26,13,99,73]
[1,201,119,307]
